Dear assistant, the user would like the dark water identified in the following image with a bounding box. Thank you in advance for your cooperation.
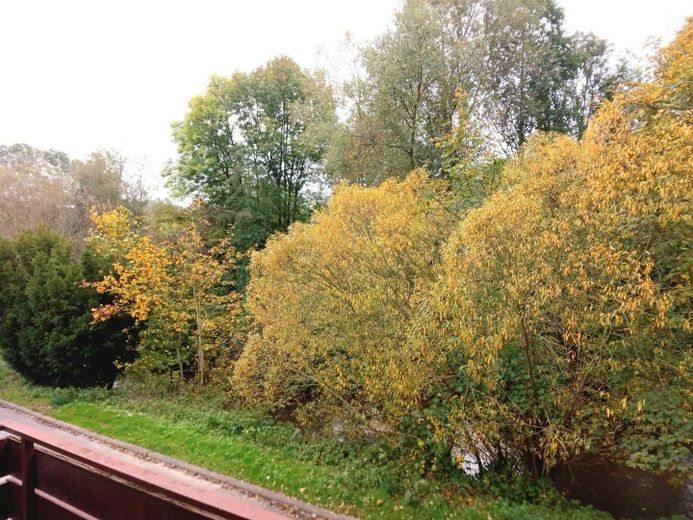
[551,455,692,519]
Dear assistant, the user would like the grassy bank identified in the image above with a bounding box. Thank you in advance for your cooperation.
[0,363,605,520]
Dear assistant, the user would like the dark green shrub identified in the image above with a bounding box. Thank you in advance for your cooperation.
[0,229,135,387]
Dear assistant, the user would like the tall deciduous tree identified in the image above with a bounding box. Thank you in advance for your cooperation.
[0,144,81,238]
[0,165,81,239]
[406,20,692,478]
[166,57,336,250]
[326,1,447,185]
[0,143,70,177]
[326,0,628,183]
[235,19,691,479]
[0,144,149,239]
[70,149,148,215]
[478,0,630,153]
[326,0,454,185]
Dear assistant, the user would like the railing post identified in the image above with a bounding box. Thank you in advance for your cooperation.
[20,437,36,520]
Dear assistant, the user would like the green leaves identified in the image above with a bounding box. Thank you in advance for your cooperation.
[0,229,134,387]
[326,0,628,185]
[166,57,336,250]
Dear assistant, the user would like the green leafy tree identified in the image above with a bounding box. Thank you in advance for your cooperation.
[327,0,628,183]
[166,57,336,250]
[478,0,630,153]
[327,0,453,184]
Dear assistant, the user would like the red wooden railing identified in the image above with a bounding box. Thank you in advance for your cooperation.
[0,420,287,519]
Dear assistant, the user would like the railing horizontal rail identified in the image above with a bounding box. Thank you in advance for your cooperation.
[0,420,287,520]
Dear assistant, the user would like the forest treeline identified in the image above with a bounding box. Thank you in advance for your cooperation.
[0,0,690,485]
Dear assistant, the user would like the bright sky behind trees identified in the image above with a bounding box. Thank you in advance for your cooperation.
[0,0,689,195]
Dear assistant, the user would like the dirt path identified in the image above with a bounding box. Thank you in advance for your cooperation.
[0,398,355,520]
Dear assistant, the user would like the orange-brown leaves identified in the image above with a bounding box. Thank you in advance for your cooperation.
[87,207,242,384]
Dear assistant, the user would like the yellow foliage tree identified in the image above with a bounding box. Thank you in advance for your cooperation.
[88,207,242,385]
[407,20,692,478]
[233,20,691,479]
[233,171,454,430]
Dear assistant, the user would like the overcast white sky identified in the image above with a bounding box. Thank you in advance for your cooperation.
[0,0,690,195]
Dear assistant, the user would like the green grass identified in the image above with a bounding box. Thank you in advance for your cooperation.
[0,363,607,520]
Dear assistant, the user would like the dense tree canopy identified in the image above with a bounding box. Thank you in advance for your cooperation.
[326,0,454,184]
[87,207,243,384]
[421,21,691,477]
[166,57,336,250]
[233,20,692,479]
[326,0,629,184]
[0,6,688,506]
[233,172,455,429]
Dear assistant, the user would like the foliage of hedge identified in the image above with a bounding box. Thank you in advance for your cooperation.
[0,229,134,387]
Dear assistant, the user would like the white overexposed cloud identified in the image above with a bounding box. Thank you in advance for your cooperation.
[561,0,690,56]
[0,0,689,197]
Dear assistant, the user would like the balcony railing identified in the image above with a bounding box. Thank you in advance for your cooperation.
[0,420,286,519]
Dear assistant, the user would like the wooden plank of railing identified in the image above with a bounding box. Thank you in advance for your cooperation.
[0,420,288,520]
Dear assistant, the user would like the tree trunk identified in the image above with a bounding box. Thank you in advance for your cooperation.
[193,286,205,386]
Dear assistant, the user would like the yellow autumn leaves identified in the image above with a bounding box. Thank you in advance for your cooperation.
[233,171,455,428]
[88,207,242,384]
[83,20,692,478]
[234,21,692,477]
